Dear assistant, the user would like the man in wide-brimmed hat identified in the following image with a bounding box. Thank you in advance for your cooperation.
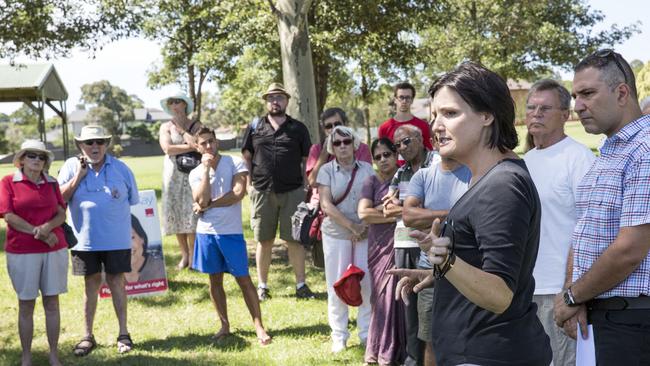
[242,83,315,301]
[57,125,140,356]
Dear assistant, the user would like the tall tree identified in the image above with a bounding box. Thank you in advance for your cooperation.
[142,0,242,120]
[80,80,141,142]
[0,0,143,61]
[268,0,319,142]
[419,0,638,81]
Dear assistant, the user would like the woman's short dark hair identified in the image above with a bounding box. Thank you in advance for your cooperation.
[131,214,148,255]
[371,137,397,156]
[320,107,348,125]
[428,61,518,153]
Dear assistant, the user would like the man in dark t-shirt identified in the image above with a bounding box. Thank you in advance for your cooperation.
[241,83,315,302]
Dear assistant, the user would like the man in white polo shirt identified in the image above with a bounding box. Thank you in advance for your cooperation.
[523,79,595,366]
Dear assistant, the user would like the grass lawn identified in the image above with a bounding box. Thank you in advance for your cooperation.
[0,123,601,365]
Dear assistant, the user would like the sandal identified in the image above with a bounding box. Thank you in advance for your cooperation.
[117,333,134,354]
[73,335,96,357]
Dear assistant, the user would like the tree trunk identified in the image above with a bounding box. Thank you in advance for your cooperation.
[361,74,371,144]
[273,0,320,144]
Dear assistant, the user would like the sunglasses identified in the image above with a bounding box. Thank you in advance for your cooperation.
[167,98,185,105]
[373,151,393,161]
[395,137,413,149]
[434,219,455,279]
[593,49,629,85]
[25,152,47,161]
[323,121,343,130]
[332,138,353,147]
[83,139,107,146]
[266,95,287,102]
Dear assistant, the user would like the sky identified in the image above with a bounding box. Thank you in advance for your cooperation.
[0,0,647,116]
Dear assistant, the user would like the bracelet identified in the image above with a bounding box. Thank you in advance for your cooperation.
[433,252,456,280]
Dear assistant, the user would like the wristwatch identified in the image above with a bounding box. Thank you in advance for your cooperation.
[563,287,580,307]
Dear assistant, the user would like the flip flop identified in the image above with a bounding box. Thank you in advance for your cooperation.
[73,335,96,357]
[117,333,134,354]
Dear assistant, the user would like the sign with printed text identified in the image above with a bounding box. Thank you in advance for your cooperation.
[100,190,168,298]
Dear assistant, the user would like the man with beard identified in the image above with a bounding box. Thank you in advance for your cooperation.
[378,82,433,151]
[242,83,315,301]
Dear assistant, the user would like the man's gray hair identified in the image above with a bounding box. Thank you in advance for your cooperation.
[527,79,572,110]
[394,124,422,139]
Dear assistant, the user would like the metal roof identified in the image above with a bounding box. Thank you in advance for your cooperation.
[0,63,68,102]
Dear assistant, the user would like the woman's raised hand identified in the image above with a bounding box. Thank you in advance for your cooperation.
[409,218,451,266]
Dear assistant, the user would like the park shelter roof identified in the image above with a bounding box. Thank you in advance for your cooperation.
[0,63,71,158]
[0,63,68,102]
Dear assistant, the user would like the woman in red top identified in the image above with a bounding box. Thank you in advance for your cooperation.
[0,140,68,366]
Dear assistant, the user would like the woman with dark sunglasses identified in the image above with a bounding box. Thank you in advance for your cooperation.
[358,138,406,365]
[390,62,551,365]
[306,108,371,206]
[1,140,68,366]
[159,93,202,270]
[316,125,376,354]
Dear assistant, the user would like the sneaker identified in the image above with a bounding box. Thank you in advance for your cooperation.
[331,339,346,353]
[295,284,316,299]
[257,287,271,302]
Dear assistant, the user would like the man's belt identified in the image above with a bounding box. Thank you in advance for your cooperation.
[587,296,650,311]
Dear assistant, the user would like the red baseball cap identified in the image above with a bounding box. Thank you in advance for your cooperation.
[333,264,365,306]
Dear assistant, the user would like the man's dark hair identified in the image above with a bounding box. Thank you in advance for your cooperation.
[320,107,348,125]
[371,137,397,155]
[527,79,572,110]
[428,61,518,153]
[575,49,637,99]
[194,126,216,139]
[394,82,416,98]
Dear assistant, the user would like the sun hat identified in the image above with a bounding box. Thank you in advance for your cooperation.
[74,125,112,142]
[160,93,194,115]
[333,263,365,307]
[261,83,291,99]
[13,139,55,168]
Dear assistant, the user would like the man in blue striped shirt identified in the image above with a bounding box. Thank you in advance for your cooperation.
[553,50,650,366]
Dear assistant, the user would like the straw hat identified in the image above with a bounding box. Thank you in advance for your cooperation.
[160,93,194,115]
[261,83,290,99]
[13,139,55,168]
[74,125,112,142]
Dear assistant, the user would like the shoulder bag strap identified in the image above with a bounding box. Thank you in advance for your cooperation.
[333,164,359,206]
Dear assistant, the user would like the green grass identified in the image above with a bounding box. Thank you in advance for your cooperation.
[0,125,602,365]
[0,151,365,366]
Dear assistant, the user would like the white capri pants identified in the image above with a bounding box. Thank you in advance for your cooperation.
[322,233,371,344]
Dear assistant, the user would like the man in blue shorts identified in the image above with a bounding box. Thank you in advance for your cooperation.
[189,127,271,345]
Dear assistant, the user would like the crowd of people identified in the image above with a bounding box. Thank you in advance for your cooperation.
[1,48,649,366]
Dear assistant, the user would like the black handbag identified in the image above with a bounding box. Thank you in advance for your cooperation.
[175,151,202,174]
[50,183,77,248]
[62,222,77,249]
[174,120,202,174]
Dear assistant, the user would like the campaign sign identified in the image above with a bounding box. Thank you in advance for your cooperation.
[100,190,168,298]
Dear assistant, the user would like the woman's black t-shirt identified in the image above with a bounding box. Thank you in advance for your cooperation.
[432,159,552,366]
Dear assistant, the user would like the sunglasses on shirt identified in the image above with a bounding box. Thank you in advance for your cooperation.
[332,138,353,147]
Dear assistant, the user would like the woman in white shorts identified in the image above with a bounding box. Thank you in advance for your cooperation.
[0,140,69,366]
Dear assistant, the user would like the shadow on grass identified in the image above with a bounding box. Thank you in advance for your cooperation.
[138,332,250,352]
[235,323,330,339]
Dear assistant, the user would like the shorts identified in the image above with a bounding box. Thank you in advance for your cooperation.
[192,233,250,277]
[249,186,304,242]
[417,286,434,342]
[7,248,69,300]
[71,249,131,276]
